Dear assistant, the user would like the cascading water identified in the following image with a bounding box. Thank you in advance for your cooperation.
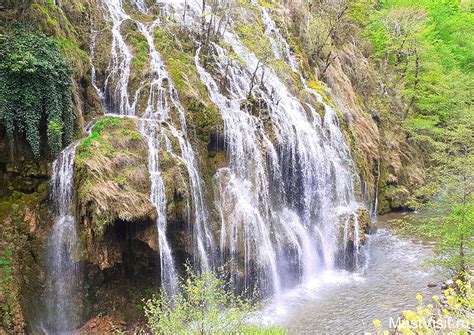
[93,0,367,297]
[43,143,82,333]
[97,0,215,293]
[252,0,366,267]
[251,0,298,72]
[160,0,365,294]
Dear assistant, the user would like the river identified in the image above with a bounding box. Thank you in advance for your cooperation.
[260,213,443,334]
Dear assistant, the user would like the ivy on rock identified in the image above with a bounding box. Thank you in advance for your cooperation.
[0,27,74,157]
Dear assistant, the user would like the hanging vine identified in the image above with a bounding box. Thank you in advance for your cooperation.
[0,27,74,157]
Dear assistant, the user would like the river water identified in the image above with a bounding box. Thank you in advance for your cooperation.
[260,213,442,334]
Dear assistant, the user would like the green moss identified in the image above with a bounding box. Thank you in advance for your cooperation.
[75,116,156,240]
[153,27,222,139]
[126,30,150,74]
[380,185,410,211]
[55,37,88,60]
[305,80,334,107]
[233,19,273,61]
[77,117,123,158]
[0,244,15,329]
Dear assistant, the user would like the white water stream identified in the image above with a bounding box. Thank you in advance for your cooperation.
[259,214,441,334]
[43,143,81,333]
[99,0,217,294]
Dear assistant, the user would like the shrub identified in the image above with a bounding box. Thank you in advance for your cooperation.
[145,267,285,334]
[0,27,74,157]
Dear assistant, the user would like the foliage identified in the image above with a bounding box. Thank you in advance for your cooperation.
[364,0,473,140]
[362,0,473,274]
[396,106,473,274]
[369,277,473,334]
[77,117,122,158]
[0,27,73,157]
[145,268,285,334]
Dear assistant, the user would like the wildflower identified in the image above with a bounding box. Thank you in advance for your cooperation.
[373,319,381,327]
[442,309,449,315]
[427,304,433,309]
[416,294,423,301]
[404,310,415,320]
[432,295,439,302]
[455,279,462,286]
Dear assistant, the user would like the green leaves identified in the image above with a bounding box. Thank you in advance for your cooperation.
[0,27,73,157]
[145,267,285,334]
[366,0,473,275]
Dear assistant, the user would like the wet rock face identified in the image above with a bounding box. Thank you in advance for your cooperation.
[81,221,161,323]
[336,207,371,270]
[0,128,52,333]
[0,127,50,200]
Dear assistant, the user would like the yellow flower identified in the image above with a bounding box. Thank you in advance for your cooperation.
[404,310,415,320]
[383,331,389,335]
[455,279,462,286]
[373,319,382,327]
[442,309,449,315]
[427,304,433,309]
[432,295,439,302]
[416,294,423,301]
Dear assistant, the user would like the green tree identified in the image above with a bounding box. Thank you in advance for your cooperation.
[364,0,473,275]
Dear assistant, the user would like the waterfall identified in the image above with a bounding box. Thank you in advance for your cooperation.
[372,157,381,218]
[188,2,363,293]
[98,0,215,293]
[251,0,298,72]
[93,0,366,296]
[44,143,81,333]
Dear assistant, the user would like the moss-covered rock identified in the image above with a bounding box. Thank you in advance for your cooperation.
[0,185,49,333]
[74,116,157,268]
[378,185,411,213]
[153,27,223,141]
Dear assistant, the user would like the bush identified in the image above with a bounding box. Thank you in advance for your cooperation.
[145,268,285,334]
[0,27,74,157]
